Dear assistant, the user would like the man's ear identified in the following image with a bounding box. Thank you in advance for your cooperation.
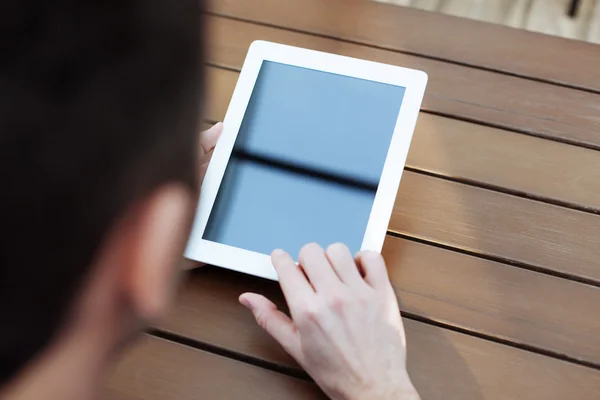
[123,184,194,321]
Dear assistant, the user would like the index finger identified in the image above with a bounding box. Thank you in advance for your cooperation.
[271,249,315,312]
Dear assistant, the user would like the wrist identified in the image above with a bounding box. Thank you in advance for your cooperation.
[338,383,420,400]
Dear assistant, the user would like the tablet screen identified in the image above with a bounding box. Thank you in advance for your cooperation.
[204,61,405,257]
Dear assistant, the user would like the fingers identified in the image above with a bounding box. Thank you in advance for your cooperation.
[199,122,223,155]
[272,249,314,310]
[239,293,301,359]
[298,243,341,291]
[325,243,364,287]
[355,251,392,291]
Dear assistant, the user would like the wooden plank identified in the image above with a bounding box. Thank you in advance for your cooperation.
[407,114,600,212]
[209,0,600,93]
[105,335,325,400]
[205,64,600,213]
[206,15,600,150]
[158,269,600,400]
[391,171,600,283]
[382,236,600,365]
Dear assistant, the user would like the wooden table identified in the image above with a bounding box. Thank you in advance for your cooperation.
[105,1,600,399]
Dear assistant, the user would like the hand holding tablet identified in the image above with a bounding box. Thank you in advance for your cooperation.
[240,244,420,400]
[186,41,427,279]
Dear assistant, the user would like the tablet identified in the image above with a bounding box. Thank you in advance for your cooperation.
[185,41,427,280]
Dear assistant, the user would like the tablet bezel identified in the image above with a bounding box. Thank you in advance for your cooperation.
[185,40,428,280]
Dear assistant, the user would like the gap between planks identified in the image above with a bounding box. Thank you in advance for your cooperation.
[387,231,600,289]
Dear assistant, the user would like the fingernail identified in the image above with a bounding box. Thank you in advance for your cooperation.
[272,249,286,257]
[212,121,223,132]
[239,295,252,310]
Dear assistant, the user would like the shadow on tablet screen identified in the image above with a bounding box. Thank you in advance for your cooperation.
[204,61,405,258]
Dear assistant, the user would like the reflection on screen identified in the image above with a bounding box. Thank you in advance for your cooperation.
[204,61,405,257]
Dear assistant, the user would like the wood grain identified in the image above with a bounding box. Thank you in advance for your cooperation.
[206,15,600,150]
[157,269,600,400]
[391,171,600,282]
[205,63,600,213]
[105,335,326,400]
[209,0,600,93]
[382,236,600,365]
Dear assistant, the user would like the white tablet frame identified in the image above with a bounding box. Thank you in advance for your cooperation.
[185,40,428,280]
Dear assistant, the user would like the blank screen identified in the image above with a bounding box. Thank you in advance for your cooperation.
[204,61,405,257]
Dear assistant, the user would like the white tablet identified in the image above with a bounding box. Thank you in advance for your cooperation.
[185,41,427,280]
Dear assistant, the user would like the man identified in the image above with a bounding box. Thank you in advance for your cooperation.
[0,1,420,399]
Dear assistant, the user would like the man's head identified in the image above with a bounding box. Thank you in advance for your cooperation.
[0,0,204,385]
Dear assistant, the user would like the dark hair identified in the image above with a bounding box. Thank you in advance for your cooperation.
[0,0,203,384]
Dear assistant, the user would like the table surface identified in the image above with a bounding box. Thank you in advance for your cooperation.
[105,1,600,399]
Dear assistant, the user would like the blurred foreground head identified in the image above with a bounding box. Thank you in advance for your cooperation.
[0,0,204,386]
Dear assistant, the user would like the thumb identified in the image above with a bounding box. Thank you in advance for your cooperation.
[199,161,210,182]
[199,122,223,154]
[239,293,301,360]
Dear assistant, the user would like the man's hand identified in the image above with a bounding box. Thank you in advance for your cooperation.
[181,122,223,270]
[240,243,420,400]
